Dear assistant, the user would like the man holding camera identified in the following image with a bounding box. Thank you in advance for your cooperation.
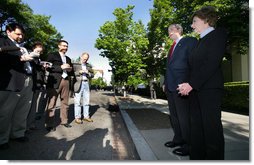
[0,23,34,150]
[45,40,75,132]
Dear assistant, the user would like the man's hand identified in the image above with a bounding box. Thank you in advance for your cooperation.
[177,83,193,96]
[61,63,72,71]
[79,69,88,75]
[20,54,34,61]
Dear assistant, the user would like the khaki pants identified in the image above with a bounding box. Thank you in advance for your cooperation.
[45,79,69,127]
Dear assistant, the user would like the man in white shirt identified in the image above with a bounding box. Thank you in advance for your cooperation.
[45,40,75,131]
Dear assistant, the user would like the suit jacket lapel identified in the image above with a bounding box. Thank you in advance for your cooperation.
[56,52,64,64]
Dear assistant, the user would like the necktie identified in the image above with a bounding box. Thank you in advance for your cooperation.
[19,46,33,74]
[169,41,176,59]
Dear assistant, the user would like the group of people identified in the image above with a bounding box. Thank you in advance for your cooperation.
[163,6,227,159]
[44,40,94,132]
[0,23,94,150]
[0,5,227,160]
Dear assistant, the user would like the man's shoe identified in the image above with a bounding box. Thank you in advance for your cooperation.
[164,141,182,148]
[26,126,38,134]
[46,127,56,132]
[172,147,189,156]
[12,136,29,143]
[35,116,42,120]
[28,126,38,130]
[0,143,9,150]
[75,119,83,124]
[83,118,93,122]
[61,123,72,128]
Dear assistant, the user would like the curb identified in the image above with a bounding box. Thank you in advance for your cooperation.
[115,96,158,160]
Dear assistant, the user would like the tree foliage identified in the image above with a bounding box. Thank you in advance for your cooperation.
[91,77,107,89]
[147,0,249,77]
[95,5,149,87]
[0,0,62,60]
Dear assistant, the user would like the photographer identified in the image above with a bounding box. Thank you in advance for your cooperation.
[26,42,48,131]
[0,23,34,150]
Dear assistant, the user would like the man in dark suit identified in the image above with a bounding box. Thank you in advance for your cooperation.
[0,23,34,150]
[163,24,197,156]
[177,6,227,159]
[45,40,75,131]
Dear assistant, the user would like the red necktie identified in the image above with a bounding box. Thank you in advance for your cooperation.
[169,41,176,58]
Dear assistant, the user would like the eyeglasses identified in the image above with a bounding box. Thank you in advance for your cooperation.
[13,32,23,36]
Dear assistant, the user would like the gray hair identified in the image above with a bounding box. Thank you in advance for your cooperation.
[168,24,183,35]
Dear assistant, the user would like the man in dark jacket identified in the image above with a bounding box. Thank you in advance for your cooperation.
[0,23,34,150]
[45,40,75,131]
[163,24,197,156]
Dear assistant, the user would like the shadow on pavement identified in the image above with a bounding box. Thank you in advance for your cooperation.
[125,109,171,130]
[0,125,111,160]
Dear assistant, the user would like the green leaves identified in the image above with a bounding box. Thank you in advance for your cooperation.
[0,0,62,59]
[95,5,149,86]
[147,0,249,79]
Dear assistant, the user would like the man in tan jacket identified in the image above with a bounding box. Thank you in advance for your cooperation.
[73,52,94,124]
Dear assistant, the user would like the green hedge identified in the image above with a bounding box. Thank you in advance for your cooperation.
[133,81,249,116]
[222,81,249,115]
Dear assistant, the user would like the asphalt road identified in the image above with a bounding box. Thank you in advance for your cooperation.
[0,90,139,160]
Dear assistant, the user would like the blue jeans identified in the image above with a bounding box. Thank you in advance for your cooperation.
[74,81,90,119]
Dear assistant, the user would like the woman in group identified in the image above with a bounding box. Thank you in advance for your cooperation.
[177,6,227,160]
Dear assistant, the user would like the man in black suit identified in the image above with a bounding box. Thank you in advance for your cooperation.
[163,24,197,156]
[45,40,75,131]
[178,6,227,159]
[0,23,34,150]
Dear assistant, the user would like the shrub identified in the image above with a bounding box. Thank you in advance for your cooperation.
[222,81,249,115]
[131,81,249,116]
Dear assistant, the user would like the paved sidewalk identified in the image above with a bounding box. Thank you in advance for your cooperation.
[0,91,139,160]
[115,94,250,160]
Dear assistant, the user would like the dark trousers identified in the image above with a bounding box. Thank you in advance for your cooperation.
[27,89,48,128]
[150,90,157,99]
[189,89,224,160]
[166,91,190,146]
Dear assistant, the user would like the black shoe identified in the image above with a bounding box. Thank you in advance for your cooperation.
[28,126,38,131]
[164,141,182,148]
[172,147,189,156]
[46,127,56,132]
[12,136,29,143]
[61,123,72,128]
[35,116,42,120]
[25,126,38,134]
[0,143,9,150]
